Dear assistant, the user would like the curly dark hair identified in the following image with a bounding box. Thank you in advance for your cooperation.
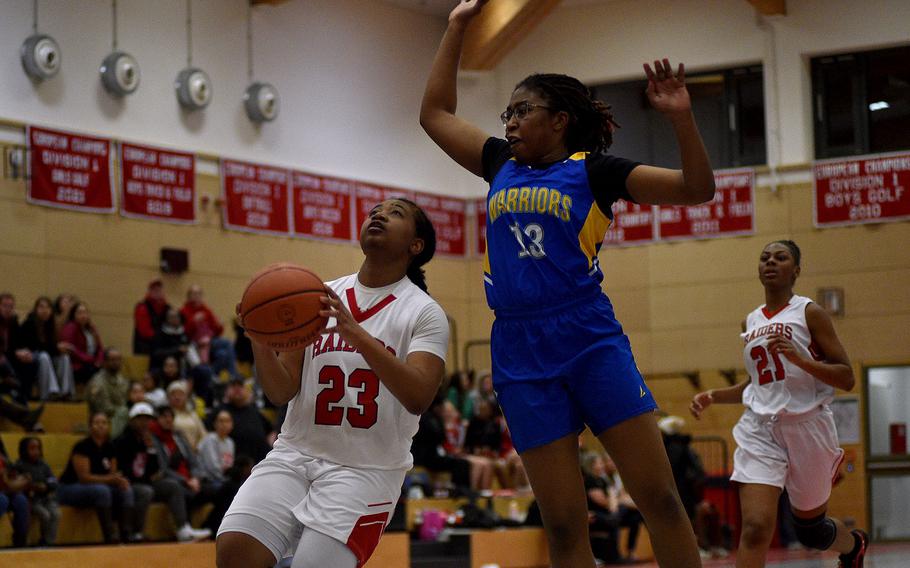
[514,73,619,154]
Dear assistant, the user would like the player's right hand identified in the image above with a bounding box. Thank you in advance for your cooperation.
[689,390,713,419]
[450,0,489,24]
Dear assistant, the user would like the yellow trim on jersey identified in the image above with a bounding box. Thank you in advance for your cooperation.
[569,151,587,161]
[578,201,611,268]
[483,247,491,276]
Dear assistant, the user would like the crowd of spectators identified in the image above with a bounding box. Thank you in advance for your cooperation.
[0,282,271,547]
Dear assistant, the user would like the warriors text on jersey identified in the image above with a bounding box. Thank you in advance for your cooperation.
[741,295,832,416]
[275,273,449,470]
[481,138,639,312]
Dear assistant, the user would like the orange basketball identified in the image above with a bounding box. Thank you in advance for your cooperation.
[239,263,328,352]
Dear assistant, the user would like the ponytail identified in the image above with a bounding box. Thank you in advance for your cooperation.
[398,199,436,293]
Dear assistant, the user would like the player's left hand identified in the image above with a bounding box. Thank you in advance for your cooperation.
[643,59,691,117]
[319,289,367,346]
[766,333,803,364]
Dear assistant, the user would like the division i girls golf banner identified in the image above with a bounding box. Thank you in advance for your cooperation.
[290,170,354,242]
[120,142,195,223]
[415,192,466,256]
[221,159,290,236]
[814,152,910,227]
[27,125,114,213]
[658,168,755,241]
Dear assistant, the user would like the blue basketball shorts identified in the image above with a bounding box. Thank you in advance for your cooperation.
[490,290,657,453]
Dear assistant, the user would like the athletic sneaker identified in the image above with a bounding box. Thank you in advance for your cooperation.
[176,523,212,542]
[837,529,868,568]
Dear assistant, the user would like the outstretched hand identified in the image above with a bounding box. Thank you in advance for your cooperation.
[689,390,713,420]
[643,58,691,116]
[449,0,489,24]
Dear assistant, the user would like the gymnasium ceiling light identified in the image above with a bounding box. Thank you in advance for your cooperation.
[100,0,140,96]
[243,1,279,123]
[175,0,213,111]
[20,0,61,81]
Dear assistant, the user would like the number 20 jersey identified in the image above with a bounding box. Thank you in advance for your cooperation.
[741,295,833,416]
[274,273,449,470]
[481,138,638,312]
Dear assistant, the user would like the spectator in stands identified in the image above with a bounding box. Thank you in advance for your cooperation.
[133,280,170,356]
[0,293,24,403]
[207,377,273,464]
[658,415,705,520]
[468,370,499,417]
[180,285,240,381]
[231,317,253,367]
[581,451,622,564]
[150,307,192,371]
[584,451,645,563]
[61,302,105,388]
[446,369,474,421]
[87,348,131,437]
[410,395,472,494]
[15,436,59,546]
[114,402,211,543]
[57,411,136,543]
[498,419,529,491]
[53,294,77,337]
[150,406,216,519]
[15,296,75,400]
[128,381,146,408]
[445,399,494,491]
[154,355,184,391]
[198,409,235,487]
[167,380,207,449]
[0,437,29,547]
[142,371,167,409]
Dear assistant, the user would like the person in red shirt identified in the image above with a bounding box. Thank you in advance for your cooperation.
[134,280,171,356]
[180,285,240,381]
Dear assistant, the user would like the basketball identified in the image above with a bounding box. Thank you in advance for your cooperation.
[239,263,329,352]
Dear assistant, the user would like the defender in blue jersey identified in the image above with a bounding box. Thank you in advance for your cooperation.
[421,2,715,567]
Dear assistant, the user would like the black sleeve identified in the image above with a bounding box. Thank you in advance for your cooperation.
[585,152,641,215]
[481,137,513,183]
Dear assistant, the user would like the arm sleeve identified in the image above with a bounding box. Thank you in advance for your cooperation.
[585,152,641,214]
[407,302,450,362]
[481,137,513,183]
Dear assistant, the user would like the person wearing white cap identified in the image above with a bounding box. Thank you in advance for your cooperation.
[113,402,211,542]
[167,379,207,450]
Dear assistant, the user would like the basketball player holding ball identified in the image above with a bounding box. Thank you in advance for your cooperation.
[216,199,449,568]
[690,240,868,568]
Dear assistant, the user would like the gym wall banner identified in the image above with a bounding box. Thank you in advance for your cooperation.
[26,125,114,213]
[813,151,910,227]
[475,198,487,256]
[657,168,755,241]
[221,159,291,236]
[602,200,657,247]
[120,142,195,224]
[415,192,467,257]
[290,170,354,243]
[353,182,416,238]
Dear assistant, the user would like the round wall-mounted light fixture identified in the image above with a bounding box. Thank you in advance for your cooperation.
[243,82,279,123]
[175,67,212,111]
[21,34,61,81]
[100,51,140,96]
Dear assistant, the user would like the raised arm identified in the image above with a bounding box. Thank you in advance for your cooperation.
[419,0,492,177]
[626,59,715,206]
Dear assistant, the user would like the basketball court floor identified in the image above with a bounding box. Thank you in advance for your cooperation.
[632,541,910,567]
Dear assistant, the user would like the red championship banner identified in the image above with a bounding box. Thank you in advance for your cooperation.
[415,192,466,256]
[291,170,354,242]
[658,168,755,241]
[814,152,910,227]
[27,125,114,213]
[221,159,290,235]
[602,200,656,247]
[475,198,487,256]
[120,142,195,223]
[354,183,416,233]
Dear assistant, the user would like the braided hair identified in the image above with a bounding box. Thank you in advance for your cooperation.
[397,198,436,294]
[515,73,619,154]
[767,239,801,267]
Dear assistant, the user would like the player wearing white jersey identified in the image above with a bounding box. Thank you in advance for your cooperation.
[217,199,449,568]
[690,241,868,568]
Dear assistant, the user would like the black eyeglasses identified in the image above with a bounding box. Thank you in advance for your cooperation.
[500,101,551,125]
